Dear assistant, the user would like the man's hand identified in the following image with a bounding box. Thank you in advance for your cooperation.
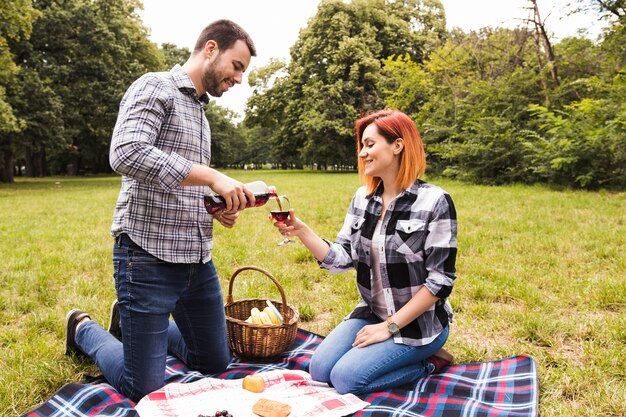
[208,172,254,212]
[213,210,239,228]
[180,165,254,212]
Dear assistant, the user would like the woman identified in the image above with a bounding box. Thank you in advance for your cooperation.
[275,109,457,395]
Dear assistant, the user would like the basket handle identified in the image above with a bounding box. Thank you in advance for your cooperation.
[226,266,290,321]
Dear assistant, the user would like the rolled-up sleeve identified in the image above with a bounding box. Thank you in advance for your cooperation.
[319,197,359,273]
[423,193,457,298]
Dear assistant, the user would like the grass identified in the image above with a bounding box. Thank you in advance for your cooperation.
[1,171,625,416]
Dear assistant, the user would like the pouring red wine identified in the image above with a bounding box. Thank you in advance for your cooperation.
[203,181,276,214]
[268,195,294,246]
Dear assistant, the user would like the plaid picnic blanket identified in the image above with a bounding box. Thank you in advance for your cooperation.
[23,329,538,417]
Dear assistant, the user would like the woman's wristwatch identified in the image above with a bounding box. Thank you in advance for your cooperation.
[386,316,400,334]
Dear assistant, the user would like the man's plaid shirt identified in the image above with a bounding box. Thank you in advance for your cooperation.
[110,65,214,264]
[320,179,457,346]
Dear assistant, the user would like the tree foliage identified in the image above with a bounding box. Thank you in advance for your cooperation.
[524,74,626,188]
[0,0,245,182]
[1,0,164,180]
[206,102,249,168]
[25,0,163,175]
[1,0,624,189]
[0,0,39,181]
[246,0,446,168]
[160,42,190,70]
[378,2,625,189]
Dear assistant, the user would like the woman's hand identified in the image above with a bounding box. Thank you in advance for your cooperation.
[272,208,305,238]
[271,208,332,262]
[352,322,392,348]
[213,210,239,228]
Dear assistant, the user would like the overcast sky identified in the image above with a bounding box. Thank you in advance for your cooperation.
[138,0,605,117]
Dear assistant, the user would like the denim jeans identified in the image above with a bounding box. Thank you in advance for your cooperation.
[309,316,449,395]
[75,234,230,402]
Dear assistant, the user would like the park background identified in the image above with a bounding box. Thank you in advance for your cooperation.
[0,0,624,415]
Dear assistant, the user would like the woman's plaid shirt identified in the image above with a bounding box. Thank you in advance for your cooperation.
[110,65,214,263]
[320,180,457,346]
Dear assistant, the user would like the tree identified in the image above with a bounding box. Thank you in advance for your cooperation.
[594,1,626,75]
[245,0,447,168]
[526,0,560,96]
[517,0,626,188]
[524,74,626,188]
[381,27,546,182]
[574,0,625,19]
[0,0,39,182]
[246,58,304,167]
[11,0,163,176]
[378,0,626,190]
[2,67,64,177]
[160,42,190,70]
[205,102,247,168]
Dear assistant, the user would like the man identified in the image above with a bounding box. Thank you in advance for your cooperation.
[64,20,256,402]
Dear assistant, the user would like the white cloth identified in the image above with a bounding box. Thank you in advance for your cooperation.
[370,218,387,320]
[135,369,369,417]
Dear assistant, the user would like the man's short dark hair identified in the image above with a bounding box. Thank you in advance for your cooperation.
[194,19,256,56]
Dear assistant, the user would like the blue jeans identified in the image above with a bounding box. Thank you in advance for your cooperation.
[75,234,230,402]
[309,317,449,395]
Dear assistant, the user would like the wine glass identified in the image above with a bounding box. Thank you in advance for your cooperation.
[268,195,294,246]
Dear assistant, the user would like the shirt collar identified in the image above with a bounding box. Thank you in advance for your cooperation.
[365,179,422,218]
[369,178,423,203]
[170,64,210,105]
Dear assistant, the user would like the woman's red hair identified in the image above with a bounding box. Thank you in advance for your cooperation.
[355,110,426,195]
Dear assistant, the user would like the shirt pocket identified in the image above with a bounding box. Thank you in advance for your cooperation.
[392,219,427,256]
[351,216,366,232]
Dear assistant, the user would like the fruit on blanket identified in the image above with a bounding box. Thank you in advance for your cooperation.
[242,375,265,393]
[252,398,292,417]
[197,411,232,417]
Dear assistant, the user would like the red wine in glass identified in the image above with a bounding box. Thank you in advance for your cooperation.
[268,195,294,246]
[270,211,290,222]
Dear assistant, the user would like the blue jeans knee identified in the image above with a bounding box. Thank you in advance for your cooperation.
[311,317,449,395]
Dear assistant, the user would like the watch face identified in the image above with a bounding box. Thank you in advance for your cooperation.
[388,322,399,334]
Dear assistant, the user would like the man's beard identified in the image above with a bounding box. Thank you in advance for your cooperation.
[202,59,223,97]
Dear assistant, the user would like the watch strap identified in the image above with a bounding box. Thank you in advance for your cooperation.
[386,316,399,334]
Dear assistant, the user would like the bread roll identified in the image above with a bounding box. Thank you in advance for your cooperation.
[242,375,265,393]
[252,398,292,417]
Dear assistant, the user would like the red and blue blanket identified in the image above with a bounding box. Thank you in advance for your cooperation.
[23,329,538,417]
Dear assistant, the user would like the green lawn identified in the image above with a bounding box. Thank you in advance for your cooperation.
[1,171,625,416]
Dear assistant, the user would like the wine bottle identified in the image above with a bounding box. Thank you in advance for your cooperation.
[203,181,277,214]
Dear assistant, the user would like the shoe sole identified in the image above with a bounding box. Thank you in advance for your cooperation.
[65,309,83,356]
[107,300,121,339]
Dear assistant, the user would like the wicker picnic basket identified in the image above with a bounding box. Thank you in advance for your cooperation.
[224,266,299,359]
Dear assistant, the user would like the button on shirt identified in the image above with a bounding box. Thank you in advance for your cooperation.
[110,65,213,264]
[320,179,458,347]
